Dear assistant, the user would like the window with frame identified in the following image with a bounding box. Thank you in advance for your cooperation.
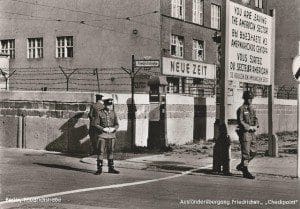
[170,35,184,58]
[1,39,15,59]
[27,38,43,59]
[192,39,204,61]
[211,4,221,29]
[166,77,179,93]
[255,0,263,9]
[171,0,185,20]
[56,36,73,58]
[193,0,204,25]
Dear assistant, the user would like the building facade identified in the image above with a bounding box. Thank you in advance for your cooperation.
[1,0,297,98]
[0,0,223,96]
[268,0,300,89]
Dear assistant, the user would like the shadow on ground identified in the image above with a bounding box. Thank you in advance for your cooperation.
[34,162,94,174]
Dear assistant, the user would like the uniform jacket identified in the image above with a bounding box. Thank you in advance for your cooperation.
[95,108,119,139]
[88,102,104,127]
[237,104,259,132]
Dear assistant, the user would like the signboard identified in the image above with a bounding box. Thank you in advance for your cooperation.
[135,60,160,67]
[226,0,274,85]
[0,55,9,90]
[162,57,216,79]
[292,55,300,82]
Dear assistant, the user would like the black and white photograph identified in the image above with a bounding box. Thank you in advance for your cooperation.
[0,0,299,208]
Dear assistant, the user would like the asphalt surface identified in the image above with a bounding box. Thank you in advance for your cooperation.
[0,148,299,209]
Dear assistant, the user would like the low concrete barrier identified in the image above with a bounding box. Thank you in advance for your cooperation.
[0,91,297,152]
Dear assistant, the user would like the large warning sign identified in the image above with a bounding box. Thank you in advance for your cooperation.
[226,0,274,85]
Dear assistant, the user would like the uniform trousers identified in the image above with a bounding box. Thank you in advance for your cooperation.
[239,132,257,167]
[95,137,115,161]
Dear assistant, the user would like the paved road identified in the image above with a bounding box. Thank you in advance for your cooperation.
[0,148,299,209]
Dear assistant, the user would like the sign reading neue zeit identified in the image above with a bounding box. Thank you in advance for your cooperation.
[162,57,216,79]
[226,0,274,85]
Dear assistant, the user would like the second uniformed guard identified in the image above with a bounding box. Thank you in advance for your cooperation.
[94,96,120,175]
[88,94,104,155]
[236,91,259,179]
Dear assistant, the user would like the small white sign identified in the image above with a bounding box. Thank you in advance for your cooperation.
[162,57,216,79]
[135,60,160,67]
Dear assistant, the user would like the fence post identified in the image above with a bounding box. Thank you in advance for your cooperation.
[59,66,78,91]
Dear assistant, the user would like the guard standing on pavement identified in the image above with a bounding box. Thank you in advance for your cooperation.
[94,95,120,175]
[236,91,259,179]
[88,94,104,155]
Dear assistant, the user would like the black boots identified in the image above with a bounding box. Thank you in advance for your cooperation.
[236,164,255,179]
[236,163,244,171]
[95,160,103,175]
[242,166,255,179]
[108,159,120,174]
[95,160,120,175]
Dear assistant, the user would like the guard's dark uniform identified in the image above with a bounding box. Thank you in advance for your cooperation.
[93,98,120,175]
[95,108,119,161]
[88,102,104,155]
[236,91,259,179]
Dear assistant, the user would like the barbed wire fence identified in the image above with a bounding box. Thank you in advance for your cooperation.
[0,66,137,93]
[0,66,297,100]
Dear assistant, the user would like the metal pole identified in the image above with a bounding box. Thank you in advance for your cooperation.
[298,42,300,178]
[131,54,136,150]
[95,68,100,93]
[268,9,278,157]
[213,0,230,173]
[5,77,8,90]
[297,83,300,178]
[66,78,69,91]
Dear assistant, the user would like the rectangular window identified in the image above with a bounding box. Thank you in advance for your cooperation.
[171,0,185,20]
[255,0,263,9]
[0,39,15,59]
[27,38,43,59]
[56,36,73,58]
[193,0,203,25]
[211,4,221,29]
[170,35,184,58]
[192,39,204,61]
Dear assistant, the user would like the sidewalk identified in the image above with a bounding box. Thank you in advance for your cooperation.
[80,152,298,179]
[1,146,297,180]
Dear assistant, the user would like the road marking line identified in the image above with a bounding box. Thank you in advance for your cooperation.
[0,164,211,205]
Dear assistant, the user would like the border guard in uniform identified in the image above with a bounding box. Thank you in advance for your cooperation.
[236,91,259,179]
[94,95,120,175]
[88,94,104,155]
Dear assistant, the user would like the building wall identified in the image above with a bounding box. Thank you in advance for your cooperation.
[0,91,150,152]
[2,0,297,92]
[268,0,300,88]
[161,0,221,63]
[160,0,222,97]
[0,0,161,91]
[0,91,297,151]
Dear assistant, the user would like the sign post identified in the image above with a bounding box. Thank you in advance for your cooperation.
[292,42,300,178]
[268,9,278,157]
[121,56,160,150]
[213,0,276,173]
